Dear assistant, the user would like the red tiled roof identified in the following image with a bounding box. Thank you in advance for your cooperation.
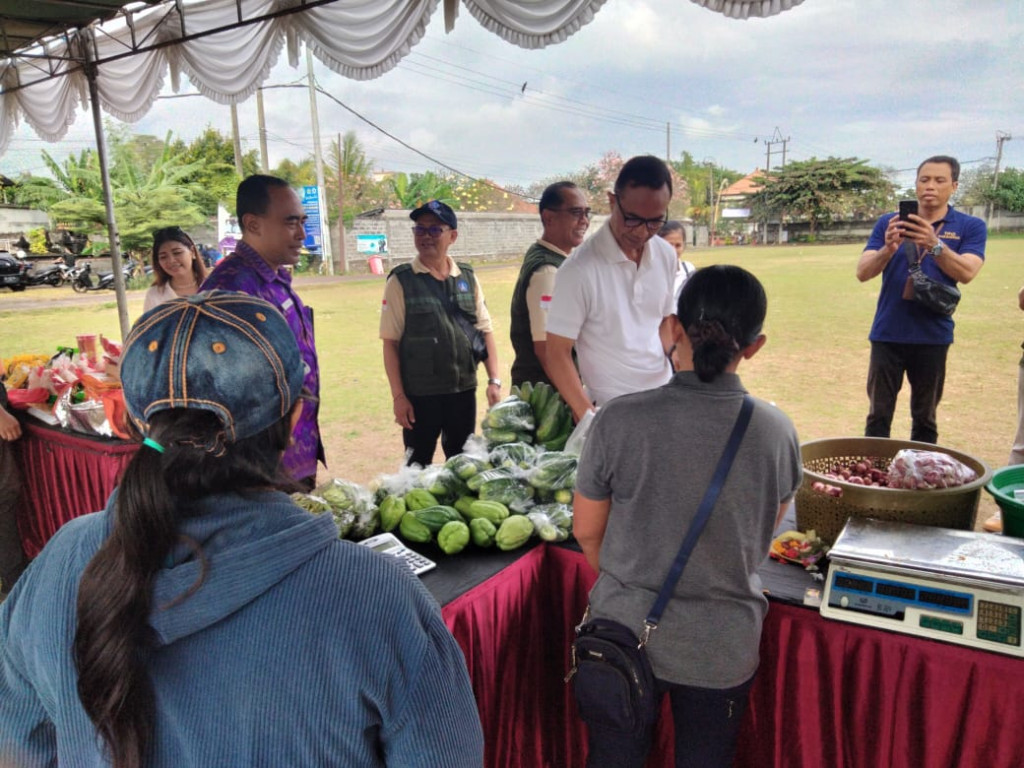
[721,169,766,197]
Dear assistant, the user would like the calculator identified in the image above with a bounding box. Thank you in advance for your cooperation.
[360,532,437,575]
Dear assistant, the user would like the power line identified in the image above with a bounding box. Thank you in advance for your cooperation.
[262,83,537,201]
[416,33,762,145]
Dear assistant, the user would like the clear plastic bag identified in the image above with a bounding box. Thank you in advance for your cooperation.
[886,449,978,490]
[564,408,597,456]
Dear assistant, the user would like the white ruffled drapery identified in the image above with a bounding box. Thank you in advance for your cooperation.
[0,0,804,158]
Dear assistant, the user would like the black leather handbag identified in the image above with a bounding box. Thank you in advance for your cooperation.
[566,396,755,733]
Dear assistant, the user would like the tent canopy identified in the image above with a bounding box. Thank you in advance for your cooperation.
[0,0,803,338]
[0,0,162,57]
[0,0,804,158]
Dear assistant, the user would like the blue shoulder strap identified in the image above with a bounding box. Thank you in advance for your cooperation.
[643,394,755,637]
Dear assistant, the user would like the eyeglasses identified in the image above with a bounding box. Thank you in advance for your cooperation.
[412,225,449,237]
[613,195,667,232]
[551,207,592,221]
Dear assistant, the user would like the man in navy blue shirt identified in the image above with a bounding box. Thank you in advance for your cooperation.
[856,155,986,444]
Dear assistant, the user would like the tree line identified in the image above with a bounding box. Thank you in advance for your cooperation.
[5,124,1021,254]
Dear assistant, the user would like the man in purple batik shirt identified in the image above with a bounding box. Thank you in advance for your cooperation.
[202,175,324,488]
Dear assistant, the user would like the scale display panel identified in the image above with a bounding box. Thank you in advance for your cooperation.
[820,518,1024,656]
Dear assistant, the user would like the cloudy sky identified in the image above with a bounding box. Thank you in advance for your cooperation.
[3,0,1023,196]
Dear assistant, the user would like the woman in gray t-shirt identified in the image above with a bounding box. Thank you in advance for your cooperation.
[574,265,802,768]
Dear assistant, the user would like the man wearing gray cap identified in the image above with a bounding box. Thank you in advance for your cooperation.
[380,200,503,466]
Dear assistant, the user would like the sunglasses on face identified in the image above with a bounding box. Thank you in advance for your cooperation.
[412,225,449,237]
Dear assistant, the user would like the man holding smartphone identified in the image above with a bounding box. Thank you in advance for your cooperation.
[855,155,986,444]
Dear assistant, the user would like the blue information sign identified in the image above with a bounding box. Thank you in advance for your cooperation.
[300,185,322,252]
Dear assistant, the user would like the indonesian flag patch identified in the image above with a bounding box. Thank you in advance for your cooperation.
[540,294,552,311]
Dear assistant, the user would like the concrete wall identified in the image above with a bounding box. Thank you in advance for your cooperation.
[0,205,49,250]
[339,210,610,274]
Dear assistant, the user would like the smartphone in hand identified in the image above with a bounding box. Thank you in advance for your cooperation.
[898,200,918,221]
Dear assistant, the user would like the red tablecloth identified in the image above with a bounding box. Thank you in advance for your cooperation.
[14,419,138,558]
[442,545,1024,768]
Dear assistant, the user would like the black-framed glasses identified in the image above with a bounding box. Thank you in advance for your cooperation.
[613,195,667,232]
[552,207,592,221]
[412,225,449,237]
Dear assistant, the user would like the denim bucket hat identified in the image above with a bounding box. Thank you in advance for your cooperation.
[121,291,304,441]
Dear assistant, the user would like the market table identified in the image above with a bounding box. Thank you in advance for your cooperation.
[426,541,1024,768]
[13,417,138,558]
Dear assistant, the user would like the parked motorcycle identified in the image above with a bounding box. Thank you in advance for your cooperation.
[70,259,142,293]
[26,259,73,287]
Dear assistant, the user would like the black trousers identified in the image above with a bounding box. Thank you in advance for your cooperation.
[584,675,755,768]
[403,389,476,467]
[865,341,949,444]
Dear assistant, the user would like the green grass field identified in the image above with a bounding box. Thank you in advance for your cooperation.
[2,240,1021,519]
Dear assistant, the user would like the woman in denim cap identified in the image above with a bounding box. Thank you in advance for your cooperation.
[143,226,208,312]
[574,266,801,768]
[0,292,483,768]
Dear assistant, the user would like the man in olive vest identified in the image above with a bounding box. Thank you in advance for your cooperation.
[510,182,591,388]
[380,200,503,466]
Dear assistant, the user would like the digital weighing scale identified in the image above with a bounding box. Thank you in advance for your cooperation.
[820,518,1024,656]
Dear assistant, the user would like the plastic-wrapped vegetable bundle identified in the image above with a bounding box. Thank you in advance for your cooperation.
[315,478,378,540]
[887,449,978,490]
[465,466,518,492]
[488,441,537,469]
[527,510,569,542]
[418,465,466,503]
[444,453,492,481]
[529,452,578,491]
[291,493,333,517]
[530,502,573,534]
[482,396,535,445]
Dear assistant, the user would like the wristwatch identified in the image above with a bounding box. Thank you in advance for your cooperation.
[487,378,502,387]
[930,242,943,257]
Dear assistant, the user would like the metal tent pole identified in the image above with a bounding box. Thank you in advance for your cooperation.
[84,29,130,339]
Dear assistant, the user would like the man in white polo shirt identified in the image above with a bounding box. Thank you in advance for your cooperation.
[546,155,677,421]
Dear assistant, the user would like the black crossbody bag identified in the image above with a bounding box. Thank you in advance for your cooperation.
[905,239,961,316]
[565,395,755,733]
[423,273,489,364]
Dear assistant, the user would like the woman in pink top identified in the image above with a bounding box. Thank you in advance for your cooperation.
[143,227,207,312]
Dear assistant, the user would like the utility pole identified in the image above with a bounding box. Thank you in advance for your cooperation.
[764,127,790,244]
[337,133,347,274]
[989,130,1012,226]
[306,46,334,274]
[764,126,790,172]
[666,122,671,165]
[703,157,715,247]
[229,103,244,178]
[256,87,269,173]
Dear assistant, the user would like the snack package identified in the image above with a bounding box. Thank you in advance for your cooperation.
[886,449,978,490]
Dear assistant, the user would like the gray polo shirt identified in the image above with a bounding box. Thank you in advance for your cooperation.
[576,371,801,688]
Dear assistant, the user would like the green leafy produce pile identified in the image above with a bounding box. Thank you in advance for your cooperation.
[483,383,573,451]
[291,388,579,555]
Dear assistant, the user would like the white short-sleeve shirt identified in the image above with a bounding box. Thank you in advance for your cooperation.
[545,221,676,406]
